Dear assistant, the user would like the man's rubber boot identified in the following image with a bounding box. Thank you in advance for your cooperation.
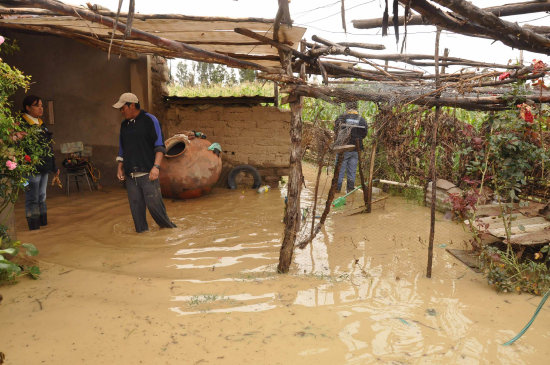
[39,213,48,226]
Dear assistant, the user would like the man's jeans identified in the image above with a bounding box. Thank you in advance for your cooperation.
[25,173,49,218]
[336,151,359,193]
[125,175,176,233]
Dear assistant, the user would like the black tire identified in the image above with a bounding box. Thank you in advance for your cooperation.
[227,164,262,189]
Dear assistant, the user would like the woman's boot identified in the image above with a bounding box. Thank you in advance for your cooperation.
[39,213,48,226]
[26,216,41,230]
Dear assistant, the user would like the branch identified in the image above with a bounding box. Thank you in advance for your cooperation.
[432,0,550,52]
[402,0,550,55]
[353,1,550,29]
[5,0,271,70]
[288,84,550,111]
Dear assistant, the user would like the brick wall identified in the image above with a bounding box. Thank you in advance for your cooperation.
[161,103,291,186]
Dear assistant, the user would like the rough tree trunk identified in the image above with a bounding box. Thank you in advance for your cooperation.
[278,99,303,273]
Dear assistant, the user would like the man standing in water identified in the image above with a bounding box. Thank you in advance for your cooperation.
[334,101,368,193]
[113,92,176,233]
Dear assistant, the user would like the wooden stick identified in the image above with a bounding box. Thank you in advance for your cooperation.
[353,1,550,29]
[366,138,377,213]
[13,0,269,71]
[289,84,550,111]
[310,148,327,238]
[356,140,369,210]
[426,28,442,279]
[298,152,344,249]
[402,0,550,55]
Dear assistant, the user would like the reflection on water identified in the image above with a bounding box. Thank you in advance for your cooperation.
[15,170,547,364]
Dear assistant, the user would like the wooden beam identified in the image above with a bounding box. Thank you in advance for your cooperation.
[0,4,278,23]
[432,0,550,50]
[353,1,550,29]
[9,0,271,71]
[401,0,550,55]
[287,84,550,111]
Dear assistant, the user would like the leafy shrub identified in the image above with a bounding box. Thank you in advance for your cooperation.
[0,35,46,282]
[0,237,40,282]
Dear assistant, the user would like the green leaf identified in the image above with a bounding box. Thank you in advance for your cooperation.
[28,266,41,279]
[0,259,21,273]
[21,243,38,256]
[0,247,17,256]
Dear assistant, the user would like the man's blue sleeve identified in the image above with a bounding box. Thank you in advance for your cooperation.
[146,113,165,147]
[146,112,167,154]
[116,130,124,162]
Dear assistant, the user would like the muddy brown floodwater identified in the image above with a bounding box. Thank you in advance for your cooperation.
[1,163,549,364]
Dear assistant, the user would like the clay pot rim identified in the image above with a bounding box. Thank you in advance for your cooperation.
[165,134,189,159]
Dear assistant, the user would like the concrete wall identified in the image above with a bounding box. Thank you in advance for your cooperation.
[2,30,150,184]
[162,104,291,186]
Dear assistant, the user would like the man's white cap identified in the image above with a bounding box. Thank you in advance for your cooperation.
[112,92,139,109]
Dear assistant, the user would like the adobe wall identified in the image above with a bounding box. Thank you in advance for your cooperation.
[162,104,291,186]
[2,30,150,185]
[1,30,291,190]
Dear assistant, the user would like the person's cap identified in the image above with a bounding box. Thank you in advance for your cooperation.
[112,92,139,109]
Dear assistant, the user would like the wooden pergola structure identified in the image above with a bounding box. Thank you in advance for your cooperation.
[1,0,549,275]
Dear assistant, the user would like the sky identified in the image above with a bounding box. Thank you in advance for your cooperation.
[62,0,550,72]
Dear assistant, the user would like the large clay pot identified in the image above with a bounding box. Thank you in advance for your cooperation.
[159,133,222,199]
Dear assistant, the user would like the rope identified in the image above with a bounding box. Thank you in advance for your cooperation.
[502,289,550,346]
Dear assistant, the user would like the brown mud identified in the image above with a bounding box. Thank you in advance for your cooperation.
[1,163,549,364]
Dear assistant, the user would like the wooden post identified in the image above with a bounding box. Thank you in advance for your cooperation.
[277,0,302,274]
[278,98,303,273]
[355,140,369,209]
[427,29,442,279]
[366,139,377,213]
[441,48,449,75]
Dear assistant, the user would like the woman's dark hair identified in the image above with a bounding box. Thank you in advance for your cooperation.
[22,95,42,113]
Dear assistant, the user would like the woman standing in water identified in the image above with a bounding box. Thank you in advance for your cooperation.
[21,95,59,230]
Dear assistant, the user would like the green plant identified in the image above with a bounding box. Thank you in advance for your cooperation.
[0,237,40,282]
[480,246,550,295]
[0,35,47,282]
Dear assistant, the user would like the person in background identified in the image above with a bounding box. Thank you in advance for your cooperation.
[113,92,176,233]
[22,95,59,230]
[333,101,368,193]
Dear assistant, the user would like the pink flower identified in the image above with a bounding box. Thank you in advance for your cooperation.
[498,72,510,81]
[0,36,4,46]
[6,160,17,170]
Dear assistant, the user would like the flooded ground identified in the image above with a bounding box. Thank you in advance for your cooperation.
[1,163,549,364]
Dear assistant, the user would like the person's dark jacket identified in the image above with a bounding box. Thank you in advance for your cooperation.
[117,110,166,176]
[21,116,57,174]
[334,111,368,149]
[36,126,57,173]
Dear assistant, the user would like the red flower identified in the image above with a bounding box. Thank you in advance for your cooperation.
[24,155,31,162]
[517,103,535,123]
[532,59,546,74]
[498,72,510,81]
[523,110,534,123]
